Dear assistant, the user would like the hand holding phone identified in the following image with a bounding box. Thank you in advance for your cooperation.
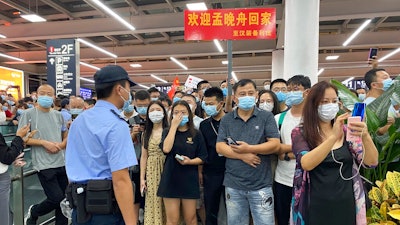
[175,154,184,161]
[226,137,238,146]
[368,48,378,60]
[346,116,362,141]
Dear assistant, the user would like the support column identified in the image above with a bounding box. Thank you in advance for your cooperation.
[271,49,284,81]
[284,0,320,85]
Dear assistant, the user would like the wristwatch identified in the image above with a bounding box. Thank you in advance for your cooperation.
[284,152,290,161]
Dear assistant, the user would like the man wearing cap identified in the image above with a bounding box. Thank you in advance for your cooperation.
[66,65,138,225]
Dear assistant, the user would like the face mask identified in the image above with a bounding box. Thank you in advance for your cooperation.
[175,115,189,126]
[318,103,339,122]
[202,88,209,94]
[151,97,158,101]
[27,103,34,108]
[173,97,181,103]
[275,91,287,102]
[259,102,274,112]
[32,96,37,101]
[7,100,14,106]
[358,94,366,101]
[0,95,5,100]
[120,87,132,112]
[37,96,54,108]
[124,105,135,113]
[391,98,399,107]
[136,106,147,115]
[203,104,220,117]
[70,108,84,115]
[222,88,228,97]
[237,96,256,111]
[149,111,164,123]
[188,104,194,112]
[2,106,7,111]
[382,78,394,91]
[264,85,270,90]
[285,91,304,107]
[17,109,24,114]
[195,97,200,103]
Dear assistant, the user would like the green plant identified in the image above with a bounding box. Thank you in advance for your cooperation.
[331,76,400,183]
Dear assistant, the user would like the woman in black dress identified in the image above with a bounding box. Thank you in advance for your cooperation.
[157,100,207,225]
[290,81,378,225]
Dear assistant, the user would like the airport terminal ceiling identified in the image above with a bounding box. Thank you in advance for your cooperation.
[0,0,399,89]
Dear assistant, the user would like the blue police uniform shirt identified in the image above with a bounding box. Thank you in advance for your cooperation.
[66,100,137,183]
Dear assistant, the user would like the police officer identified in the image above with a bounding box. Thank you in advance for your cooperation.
[66,65,138,225]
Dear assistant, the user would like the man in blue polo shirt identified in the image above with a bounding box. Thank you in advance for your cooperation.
[216,79,280,225]
[66,65,138,225]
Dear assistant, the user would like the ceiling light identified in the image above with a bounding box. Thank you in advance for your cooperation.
[91,0,135,31]
[130,64,142,68]
[186,2,208,11]
[138,84,150,89]
[326,55,339,60]
[342,19,372,46]
[317,68,324,76]
[150,74,168,83]
[170,57,188,70]
[222,60,228,65]
[0,53,24,62]
[342,77,354,84]
[0,34,6,38]
[80,77,95,83]
[21,14,46,22]
[80,62,100,70]
[77,38,117,58]
[378,47,400,62]
[213,40,223,53]
[231,71,238,82]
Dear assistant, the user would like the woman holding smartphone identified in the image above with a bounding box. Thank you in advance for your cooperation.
[0,124,30,225]
[290,81,378,225]
[157,100,207,225]
[140,101,169,225]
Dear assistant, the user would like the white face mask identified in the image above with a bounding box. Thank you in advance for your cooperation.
[148,111,164,123]
[259,102,274,112]
[264,85,270,90]
[318,103,339,122]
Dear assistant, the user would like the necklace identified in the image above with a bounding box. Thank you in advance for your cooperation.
[210,119,218,136]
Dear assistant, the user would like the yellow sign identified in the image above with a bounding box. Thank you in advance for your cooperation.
[0,66,24,100]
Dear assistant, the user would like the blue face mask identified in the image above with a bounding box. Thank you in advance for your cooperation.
[70,108,84,115]
[195,97,200,103]
[151,97,158,101]
[275,91,287,102]
[382,78,394,91]
[358,94,366,101]
[120,87,132,112]
[173,97,181,103]
[222,88,228,97]
[0,95,5,100]
[17,109,24,115]
[7,100,15,106]
[203,104,219,117]
[37,96,53,108]
[179,115,189,126]
[136,106,147,115]
[237,96,256,111]
[27,103,34,108]
[285,91,304,107]
[2,106,7,111]
[124,105,135,113]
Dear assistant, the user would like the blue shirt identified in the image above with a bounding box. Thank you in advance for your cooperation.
[66,100,137,182]
[61,108,72,123]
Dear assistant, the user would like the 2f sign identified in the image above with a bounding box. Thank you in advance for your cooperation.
[61,44,73,54]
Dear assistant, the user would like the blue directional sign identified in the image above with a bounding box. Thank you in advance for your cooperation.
[46,39,80,97]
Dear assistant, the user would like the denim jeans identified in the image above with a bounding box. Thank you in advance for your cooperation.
[225,186,274,225]
[71,209,124,225]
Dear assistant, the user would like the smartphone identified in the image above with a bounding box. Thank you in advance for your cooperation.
[226,137,238,145]
[175,154,184,161]
[352,102,366,121]
[368,48,378,60]
[346,116,361,142]
[140,186,147,197]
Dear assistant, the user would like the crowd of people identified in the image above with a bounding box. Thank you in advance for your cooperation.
[0,63,398,225]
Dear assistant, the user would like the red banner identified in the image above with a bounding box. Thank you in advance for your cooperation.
[184,8,276,40]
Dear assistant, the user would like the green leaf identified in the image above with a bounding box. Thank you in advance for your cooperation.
[385,132,400,163]
[330,80,359,110]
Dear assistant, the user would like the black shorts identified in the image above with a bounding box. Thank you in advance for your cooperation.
[131,171,144,204]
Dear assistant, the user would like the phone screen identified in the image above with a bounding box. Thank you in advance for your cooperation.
[352,103,366,120]
[368,48,378,59]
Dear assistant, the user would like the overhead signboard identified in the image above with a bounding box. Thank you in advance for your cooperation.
[184,8,276,40]
[46,39,80,97]
[0,66,24,100]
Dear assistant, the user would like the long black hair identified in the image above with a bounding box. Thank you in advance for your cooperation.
[143,101,169,149]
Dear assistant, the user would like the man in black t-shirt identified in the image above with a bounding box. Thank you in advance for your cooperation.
[199,87,227,225]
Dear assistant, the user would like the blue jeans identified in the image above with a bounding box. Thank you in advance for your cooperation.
[225,186,274,225]
[71,209,124,225]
